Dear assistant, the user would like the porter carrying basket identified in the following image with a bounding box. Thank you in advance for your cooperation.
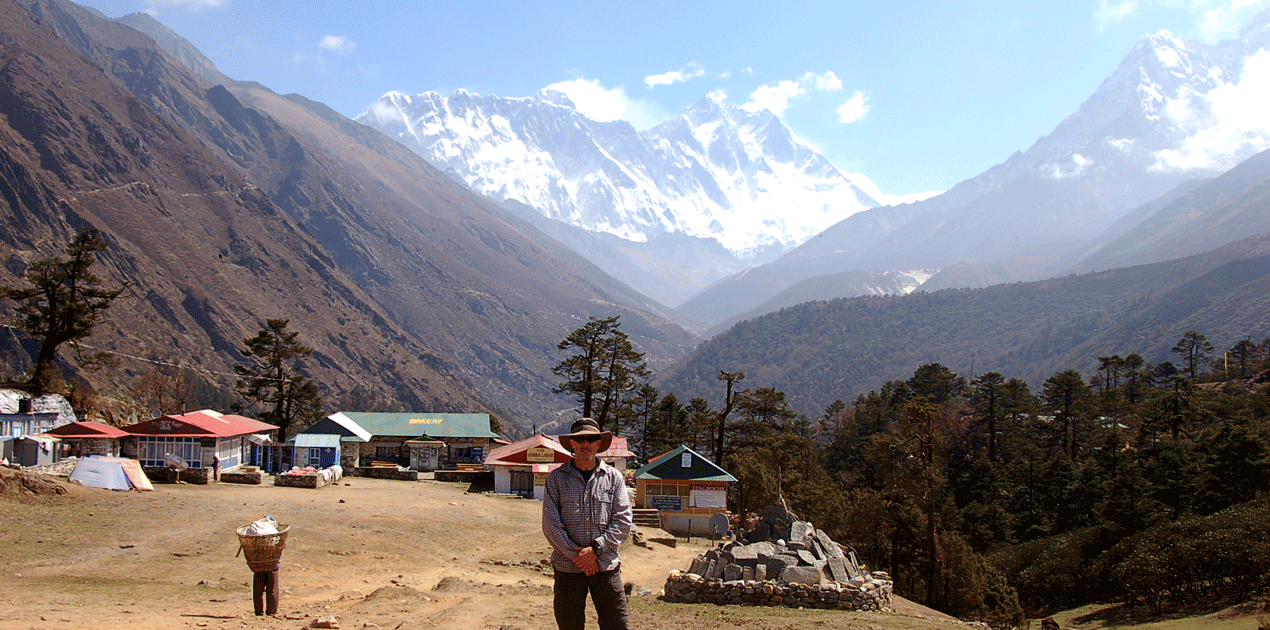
[236,523,290,572]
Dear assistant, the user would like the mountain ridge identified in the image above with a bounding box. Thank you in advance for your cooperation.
[676,15,1270,330]
[0,0,698,433]
[356,88,886,307]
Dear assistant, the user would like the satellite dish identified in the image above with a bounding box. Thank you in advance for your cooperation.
[150,409,162,420]
[709,513,730,538]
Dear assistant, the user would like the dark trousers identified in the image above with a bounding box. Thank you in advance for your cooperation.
[553,567,630,630]
[252,569,279,615]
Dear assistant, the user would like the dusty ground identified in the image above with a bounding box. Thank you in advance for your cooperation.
[0,467,964,630]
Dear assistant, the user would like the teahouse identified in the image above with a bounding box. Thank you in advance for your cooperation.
[599,436,636,472]
[632,445,736,536]
[120,410,278,483]
[45,421,129,458]
[482,434,573,499]
[294,413,373,469]
[331,412,500,470]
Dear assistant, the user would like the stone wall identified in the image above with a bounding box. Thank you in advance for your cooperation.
[352,467,420,481]
[145,466,211,484]
[220,468,263,484]
[662,570,892,610]
[24,458,77,476]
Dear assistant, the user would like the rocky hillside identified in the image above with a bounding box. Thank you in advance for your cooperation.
[0,0,698,432]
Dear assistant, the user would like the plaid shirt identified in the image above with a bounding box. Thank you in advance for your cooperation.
[542,458,633,573]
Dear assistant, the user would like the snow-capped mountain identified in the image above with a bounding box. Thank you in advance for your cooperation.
[357,91,882,263]
[678,10,1270,329]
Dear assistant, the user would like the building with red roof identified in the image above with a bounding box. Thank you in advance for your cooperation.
[120,410,277,482]
[45,421,129,459]
[599,436,636,471]
[483,434,573,499]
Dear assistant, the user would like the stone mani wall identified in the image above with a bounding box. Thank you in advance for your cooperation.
[662,570,892,610]
[660,505,893,612]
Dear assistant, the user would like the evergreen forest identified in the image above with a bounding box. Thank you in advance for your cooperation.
[620,331,1270,627]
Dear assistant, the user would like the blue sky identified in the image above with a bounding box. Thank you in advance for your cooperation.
[75,0,1270,197]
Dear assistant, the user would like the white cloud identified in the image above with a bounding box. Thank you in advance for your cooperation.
[1197,0,1270,40]
[805,71,843,91]
[320,35,356,53]
[542,77,668,130]
[1095,0,1270,41]
[1041,153,1095,179]
[644,64,706,88]
[741,71,844,116]
[544,78,630,121]
[1151,48,1270,170]
[1095,0,1139,29]
[836,91,870,123]
[743,79,804,115]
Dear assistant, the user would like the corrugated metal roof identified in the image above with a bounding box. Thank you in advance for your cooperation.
[335,412,498,439]
[600,436,635,458]
[633,445,735,482]
[294,434,341,448]
[122,409,278,438]
[45,421,129,439]
[308,413,373,442]
[484,434,573,468]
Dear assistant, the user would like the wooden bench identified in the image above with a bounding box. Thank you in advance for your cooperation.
[370,461,399,468]
[455,463,485,471]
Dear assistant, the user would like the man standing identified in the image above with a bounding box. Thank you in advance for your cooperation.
[542,418,633,630]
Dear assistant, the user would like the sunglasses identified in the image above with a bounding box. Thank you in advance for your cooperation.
[572,435,602,443]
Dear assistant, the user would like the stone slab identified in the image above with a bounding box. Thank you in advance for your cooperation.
[790,520,812,544]
[827,557,851,583]
[816,530,844,558]
[796,549,818,566]
[779,565,823,585]
[689,557,708,576]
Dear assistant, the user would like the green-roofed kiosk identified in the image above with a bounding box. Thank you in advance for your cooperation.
[632,445,736,536]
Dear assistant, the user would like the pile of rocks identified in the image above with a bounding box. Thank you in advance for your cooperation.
[662,506,892,611]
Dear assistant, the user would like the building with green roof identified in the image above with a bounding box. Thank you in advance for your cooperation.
[327,412,501,470]
[633,445,736,535]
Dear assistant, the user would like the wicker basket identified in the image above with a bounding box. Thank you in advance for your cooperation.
[236,524,290,572]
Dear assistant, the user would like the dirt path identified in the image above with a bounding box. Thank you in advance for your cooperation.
[0,469,959,630]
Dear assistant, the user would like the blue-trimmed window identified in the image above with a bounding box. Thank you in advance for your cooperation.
[138,436,201,468]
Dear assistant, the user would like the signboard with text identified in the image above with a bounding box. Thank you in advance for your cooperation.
[526,447,555,462]
[650,495,683,512]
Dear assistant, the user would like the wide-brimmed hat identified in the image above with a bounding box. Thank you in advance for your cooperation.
[557,417,612,453]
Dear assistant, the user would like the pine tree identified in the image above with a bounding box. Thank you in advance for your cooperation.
[234,319,324,441]
[552,315,650,431]
[0,229,128,394]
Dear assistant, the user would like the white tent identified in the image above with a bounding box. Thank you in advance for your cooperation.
[69,456,153,491]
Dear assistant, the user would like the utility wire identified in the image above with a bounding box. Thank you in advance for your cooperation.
[1,323,253,381]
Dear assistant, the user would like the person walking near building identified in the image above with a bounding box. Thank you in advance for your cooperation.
[542,418,633,630]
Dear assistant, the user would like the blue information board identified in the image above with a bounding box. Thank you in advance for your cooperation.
[650,495,683,512]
